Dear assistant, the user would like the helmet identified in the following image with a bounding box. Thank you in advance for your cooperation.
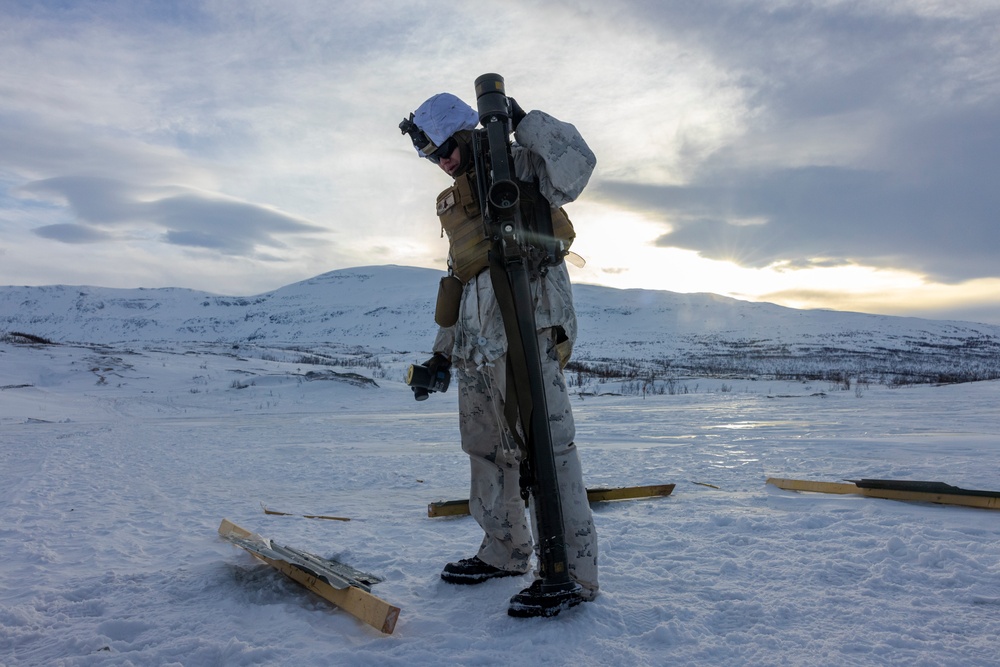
[402,93,478,158]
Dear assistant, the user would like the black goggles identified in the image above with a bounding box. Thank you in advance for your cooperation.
[424,136,457,164]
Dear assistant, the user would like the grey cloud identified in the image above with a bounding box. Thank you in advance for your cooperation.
[22,177,133,225]
[33,223,113,244]
[164,230,242,251]
[23,176,326,256]
[610,1,997,89]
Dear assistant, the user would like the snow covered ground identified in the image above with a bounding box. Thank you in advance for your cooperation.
[2,339,999,666]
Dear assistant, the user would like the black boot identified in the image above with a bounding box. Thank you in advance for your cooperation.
[507,579,585,618]
[441,556,525,585]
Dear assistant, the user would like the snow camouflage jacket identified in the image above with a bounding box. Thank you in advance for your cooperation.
[433,110,596,366]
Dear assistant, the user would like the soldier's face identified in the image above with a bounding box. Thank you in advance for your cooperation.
[437,144,462,177]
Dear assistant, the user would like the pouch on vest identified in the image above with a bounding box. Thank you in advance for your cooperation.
[434,275,463,328]
[436,174,491,283]
[553,325,573,369]
[550,207,575,255]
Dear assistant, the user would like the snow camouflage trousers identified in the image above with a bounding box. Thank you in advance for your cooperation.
[456,328,599,599]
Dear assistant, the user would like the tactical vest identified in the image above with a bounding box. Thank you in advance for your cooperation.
[436,170,575,284]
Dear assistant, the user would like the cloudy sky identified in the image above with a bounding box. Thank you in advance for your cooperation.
[2,1,999,324]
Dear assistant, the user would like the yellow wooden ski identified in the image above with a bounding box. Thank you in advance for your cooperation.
[766,477,1000,510]
[218,519,400,634]
[427,483,675,517]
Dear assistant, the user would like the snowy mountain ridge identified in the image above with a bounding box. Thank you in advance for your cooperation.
[3,264,1000,384]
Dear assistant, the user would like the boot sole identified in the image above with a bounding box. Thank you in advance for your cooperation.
[440,570,524,585]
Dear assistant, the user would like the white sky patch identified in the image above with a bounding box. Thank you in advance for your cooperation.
[566,202,1000,324]
[761,275,1000,321]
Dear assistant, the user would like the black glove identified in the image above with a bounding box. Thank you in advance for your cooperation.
[508,97,527,130]
[407,353,452,401]
[425,353,451,380]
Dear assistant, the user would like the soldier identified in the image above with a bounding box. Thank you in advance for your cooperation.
[402,91,599,614]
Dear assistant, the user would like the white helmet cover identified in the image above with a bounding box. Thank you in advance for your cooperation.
[412,93,478,155]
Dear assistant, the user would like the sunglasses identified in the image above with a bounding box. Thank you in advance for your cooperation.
[424,136,458,164]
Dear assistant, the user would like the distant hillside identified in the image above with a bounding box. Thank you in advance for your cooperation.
[3,265,1000,385]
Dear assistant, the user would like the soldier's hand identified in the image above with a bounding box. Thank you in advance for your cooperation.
[508,97,527,130]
